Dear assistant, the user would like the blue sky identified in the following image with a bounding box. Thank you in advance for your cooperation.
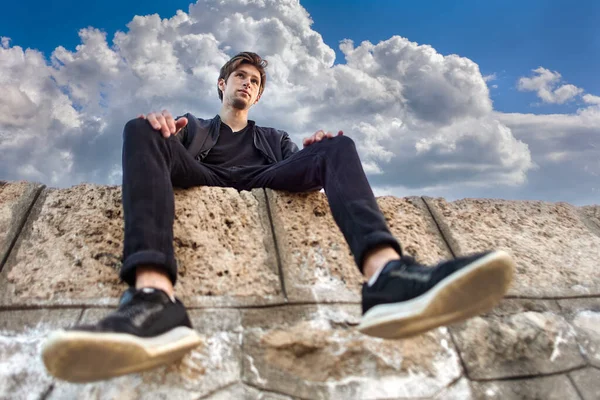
[3,0,598,115]
[1,0,598,205]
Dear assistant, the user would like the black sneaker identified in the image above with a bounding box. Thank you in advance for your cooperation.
[41,287,202,383]
[358,250,514,339]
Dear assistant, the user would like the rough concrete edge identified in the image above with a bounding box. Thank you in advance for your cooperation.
[421,196,460,258]
[264,189,317,304]
[407,196,455,259]
[259,188,288,300]
[576,206,600,239]
[0,187,50,307]
[0,181,45,273]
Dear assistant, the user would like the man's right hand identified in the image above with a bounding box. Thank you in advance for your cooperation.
[138,110,188,138]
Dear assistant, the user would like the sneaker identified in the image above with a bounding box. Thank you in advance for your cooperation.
[41,287,202,383]
[358,250,514,339]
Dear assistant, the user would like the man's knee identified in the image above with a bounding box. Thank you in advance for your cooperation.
[123,118,156,142]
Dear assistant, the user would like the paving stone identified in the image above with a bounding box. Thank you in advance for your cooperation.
[451,299,585,380]
[424,197,600,297]
[0,181,43,271]
[569,367,600,400]
[469,375,580,400]
[267,190,451,303]
[50,308,242,399]
[242,304,461,399]
[0,184,283,308]
[558,298,600,368]
[0,308,81,400]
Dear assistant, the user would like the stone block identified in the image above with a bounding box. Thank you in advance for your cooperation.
[570,368,600,400]
[580,205,600,233]
[450,299,585,379]
[558,298,600,368]
[267,190,451,303]
[50,308,242,399]
[0,181,43,271]
[242,304,461,399]
[469,375,580,400]
[424,197,600,297]
[0,184,283,308]
[0,308,81,400]
[433,379,474,399]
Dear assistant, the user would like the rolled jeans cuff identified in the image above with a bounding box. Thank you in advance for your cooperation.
[120,250,178,287]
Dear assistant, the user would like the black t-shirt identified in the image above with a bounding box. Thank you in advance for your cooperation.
[202,122,270,168]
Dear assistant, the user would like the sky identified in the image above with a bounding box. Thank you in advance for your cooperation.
[1,0,598,205]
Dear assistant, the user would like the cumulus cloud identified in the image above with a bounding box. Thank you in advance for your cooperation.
[517,67,584,104]
[0,0,596,205]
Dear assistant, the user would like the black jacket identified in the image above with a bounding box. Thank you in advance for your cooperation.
[176,113,299,163]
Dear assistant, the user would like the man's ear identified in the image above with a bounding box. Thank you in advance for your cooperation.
[217,78,226,92]
[254,92,261,104]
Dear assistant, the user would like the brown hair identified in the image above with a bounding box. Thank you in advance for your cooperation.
[217,52,268,101]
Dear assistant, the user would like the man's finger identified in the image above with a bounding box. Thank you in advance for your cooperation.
[338,130,344,136]
[155,114,170,137]
[137,114,145,119]
[175,117,188,134]
[147,113,161,130]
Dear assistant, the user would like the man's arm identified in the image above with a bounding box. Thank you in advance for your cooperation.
[281,131,300,160]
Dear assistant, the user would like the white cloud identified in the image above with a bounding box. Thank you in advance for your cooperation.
[483,73,496,82]
[0,0,596,205]
[517,67,584,104]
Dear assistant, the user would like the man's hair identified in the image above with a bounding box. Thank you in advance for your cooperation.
[217,52,268,101]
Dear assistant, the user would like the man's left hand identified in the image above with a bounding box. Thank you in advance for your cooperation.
[303,129,344,148]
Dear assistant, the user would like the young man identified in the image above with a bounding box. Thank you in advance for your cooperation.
[42,52,515,382]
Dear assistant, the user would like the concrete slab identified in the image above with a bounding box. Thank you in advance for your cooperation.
[469,375,580,400]
[0,181,43,271]
[569,368,600,400]
[0,185,284,308]
[241,304,461,399]
[558,298,600,368]
[424,197,600,297]
[450,299,585,380]
[267,190,451,303]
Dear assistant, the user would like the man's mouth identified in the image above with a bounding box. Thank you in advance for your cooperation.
[238,90,250,96]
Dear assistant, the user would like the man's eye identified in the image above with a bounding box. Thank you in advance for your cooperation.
[252,80,258,84]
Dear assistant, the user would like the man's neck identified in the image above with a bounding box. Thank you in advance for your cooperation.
[219,106,249,132]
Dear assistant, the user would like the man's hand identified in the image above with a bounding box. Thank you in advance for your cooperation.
[303,129,343,148]
[138,110,188,138]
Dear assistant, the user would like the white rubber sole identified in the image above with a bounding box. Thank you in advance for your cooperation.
[357,250,515,339]
[41,326,203,382]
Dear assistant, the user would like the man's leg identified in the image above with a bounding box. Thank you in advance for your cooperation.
[247,135,403,272]
[247,135,515,339]
[41,118,228,383]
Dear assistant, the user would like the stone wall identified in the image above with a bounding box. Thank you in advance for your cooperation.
[0,180,599,400]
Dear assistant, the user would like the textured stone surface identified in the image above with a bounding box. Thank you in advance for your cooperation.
[0,181,42,271]
[451,299,585,380]
[268,190,451,303]
[51,308,242,399]
[570,368,600,400]
[0,184,283,307]
[433,379,474,399]
[425,197,600,297]
[469,375,580,400]
[204,383,295,399]
[0,309,81,400]
[580,205,600,231]
[558,298,600,368]
[242,304,461,399]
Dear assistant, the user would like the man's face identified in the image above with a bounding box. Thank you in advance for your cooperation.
[219,64,262,110]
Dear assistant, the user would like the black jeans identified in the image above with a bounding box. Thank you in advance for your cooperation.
[120,118,402,286]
